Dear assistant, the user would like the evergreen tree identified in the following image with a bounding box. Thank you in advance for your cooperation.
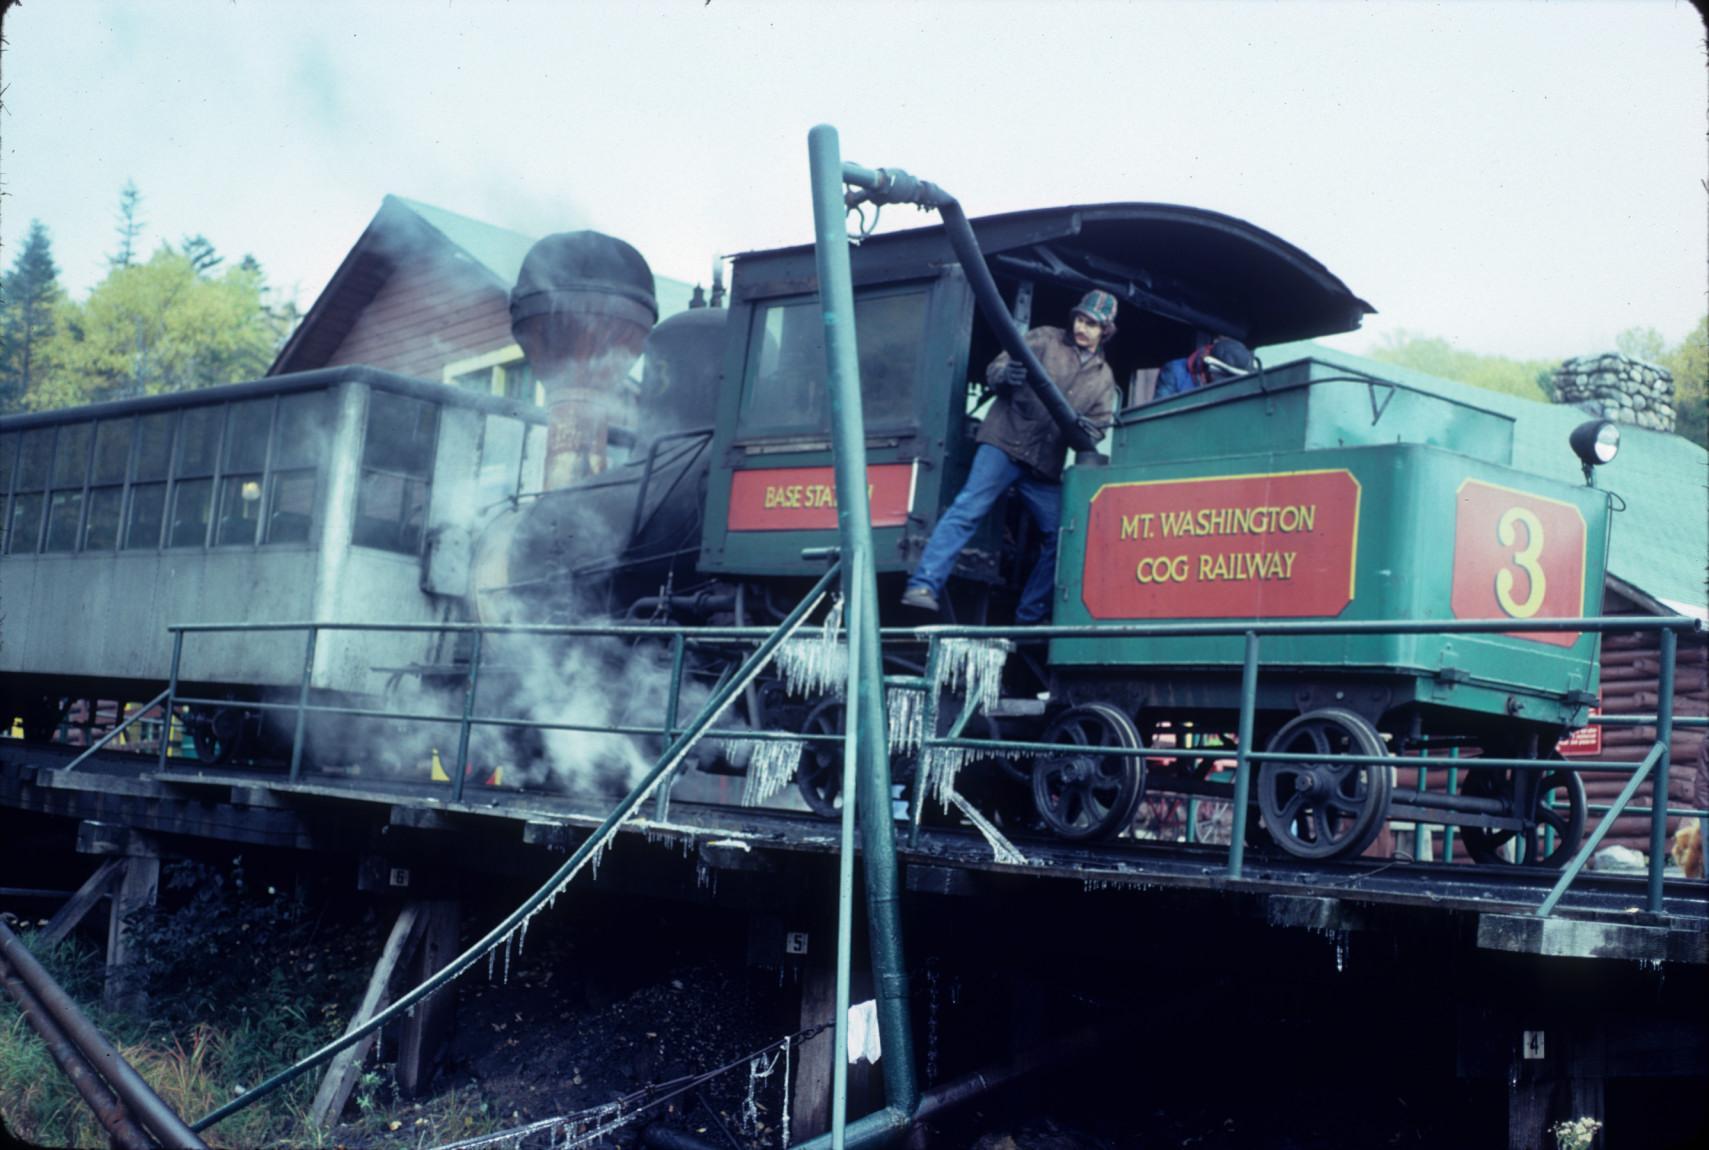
[180,234,222,276]
[0,220,65,413]
[111,180,144,269]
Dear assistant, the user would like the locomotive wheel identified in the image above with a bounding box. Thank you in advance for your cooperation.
[1257,708,1393,860]
[1030,703,1146,841]
[796,698,846,817]
[1460,758,1586,867]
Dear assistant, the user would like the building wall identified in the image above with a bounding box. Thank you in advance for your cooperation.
[1580,586,1708,855]
[327,250,515,381]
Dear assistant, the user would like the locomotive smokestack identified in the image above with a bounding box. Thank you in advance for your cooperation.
[510,231,658,486]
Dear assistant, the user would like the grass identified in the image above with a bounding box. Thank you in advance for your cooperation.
[1,866,510,1149]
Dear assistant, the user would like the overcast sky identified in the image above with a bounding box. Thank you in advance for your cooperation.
[1,0,1703,362]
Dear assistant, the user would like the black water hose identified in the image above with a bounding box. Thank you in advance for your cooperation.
[843,166,1099,452]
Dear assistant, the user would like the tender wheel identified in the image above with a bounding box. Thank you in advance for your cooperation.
[1460,757,1586,867]
[1030,703,1146,841]
[796,698,846,818]
[1258,708,1393,860]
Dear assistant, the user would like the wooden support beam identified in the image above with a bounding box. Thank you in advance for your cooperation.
[395,899,460,1098]
[307,902,428,1129]
[37,860,122,948]
[103,851,159,1013]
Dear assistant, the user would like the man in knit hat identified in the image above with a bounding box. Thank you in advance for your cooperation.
[901,290,1120,622]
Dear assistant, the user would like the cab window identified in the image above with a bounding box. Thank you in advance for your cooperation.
[737,288,929,439]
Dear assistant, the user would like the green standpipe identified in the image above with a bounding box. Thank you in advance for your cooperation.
[804,122,919,1150]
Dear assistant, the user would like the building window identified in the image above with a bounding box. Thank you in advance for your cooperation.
[445,346,544,406]
[167,407,221,548]
[354,390,438,554]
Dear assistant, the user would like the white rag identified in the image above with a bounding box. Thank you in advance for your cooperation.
[846,999,883,1064]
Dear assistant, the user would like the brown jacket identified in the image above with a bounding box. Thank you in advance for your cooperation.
[977,326,1117,481]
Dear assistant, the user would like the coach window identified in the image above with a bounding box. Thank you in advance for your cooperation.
[354,390,437,553]
[82,418,132,551]
[265,392,328,545]
[0,432,15,555]
[168,406,221,549]
[214,399,272,546]
[42,422,92,553]
[125,411,175,550]
[6,428,51,555]
[477,415,525,508]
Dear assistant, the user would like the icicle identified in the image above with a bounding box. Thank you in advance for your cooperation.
[503,934,513,985]
[741,738,806,806]
[517,913,531,959]
[487,948,496,981]
[945,789,1029,866]
[780,1035,792,1148]
[886,687,925,757]
[932,637,1011,716]
[775,595,848,698]
[1334,931,1347,973]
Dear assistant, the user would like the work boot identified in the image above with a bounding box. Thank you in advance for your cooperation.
[900,584,940,612]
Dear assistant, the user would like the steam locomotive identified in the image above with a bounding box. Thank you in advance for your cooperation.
[0,201,1615,865]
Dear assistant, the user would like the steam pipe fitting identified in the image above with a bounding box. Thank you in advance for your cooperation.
[840,161,1091,449]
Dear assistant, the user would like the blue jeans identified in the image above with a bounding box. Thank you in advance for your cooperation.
[909,443,1061,623]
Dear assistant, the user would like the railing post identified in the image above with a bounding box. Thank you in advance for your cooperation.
[1444,756,1460,863]
[1227,631,1260,879]
[451,630,484,803]
[157,630,185,773]
[1646,626,1677,913]
[654,633,688,822]
[289,626,319,784]
[810,123,917,1129]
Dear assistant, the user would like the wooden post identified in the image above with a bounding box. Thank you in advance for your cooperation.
[395,899,459,1097]
[308,903,427,1128]
[1507,1030,1552,1150]
[103,851,159,1012]
[792,924,838,1141]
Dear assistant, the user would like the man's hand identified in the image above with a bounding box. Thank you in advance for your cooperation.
[999,361,1029,393]
[1067,415,1105,452]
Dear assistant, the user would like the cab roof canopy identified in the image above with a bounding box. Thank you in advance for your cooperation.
[733,202,1375,363]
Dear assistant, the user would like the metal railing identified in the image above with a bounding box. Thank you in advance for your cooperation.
[150,611,1702,919]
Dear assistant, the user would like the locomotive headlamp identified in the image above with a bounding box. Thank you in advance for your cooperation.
[1569,419,1620,470]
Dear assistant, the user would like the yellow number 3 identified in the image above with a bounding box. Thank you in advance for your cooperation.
[1495,507,1546,618]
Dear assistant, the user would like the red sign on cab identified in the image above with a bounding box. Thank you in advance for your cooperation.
[727,463,916,532]
[1081,469,1362,619]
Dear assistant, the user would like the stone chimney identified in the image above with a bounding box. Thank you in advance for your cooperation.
[1552,352,1676,432]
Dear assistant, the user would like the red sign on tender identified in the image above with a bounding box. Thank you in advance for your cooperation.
[1081,469,1362,619]
[1450,480,1587,648]
[727,463,915,532]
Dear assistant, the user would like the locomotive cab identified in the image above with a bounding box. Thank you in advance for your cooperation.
[698,204,1374,621]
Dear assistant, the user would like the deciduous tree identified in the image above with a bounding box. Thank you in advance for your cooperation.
[33,246,290,408]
